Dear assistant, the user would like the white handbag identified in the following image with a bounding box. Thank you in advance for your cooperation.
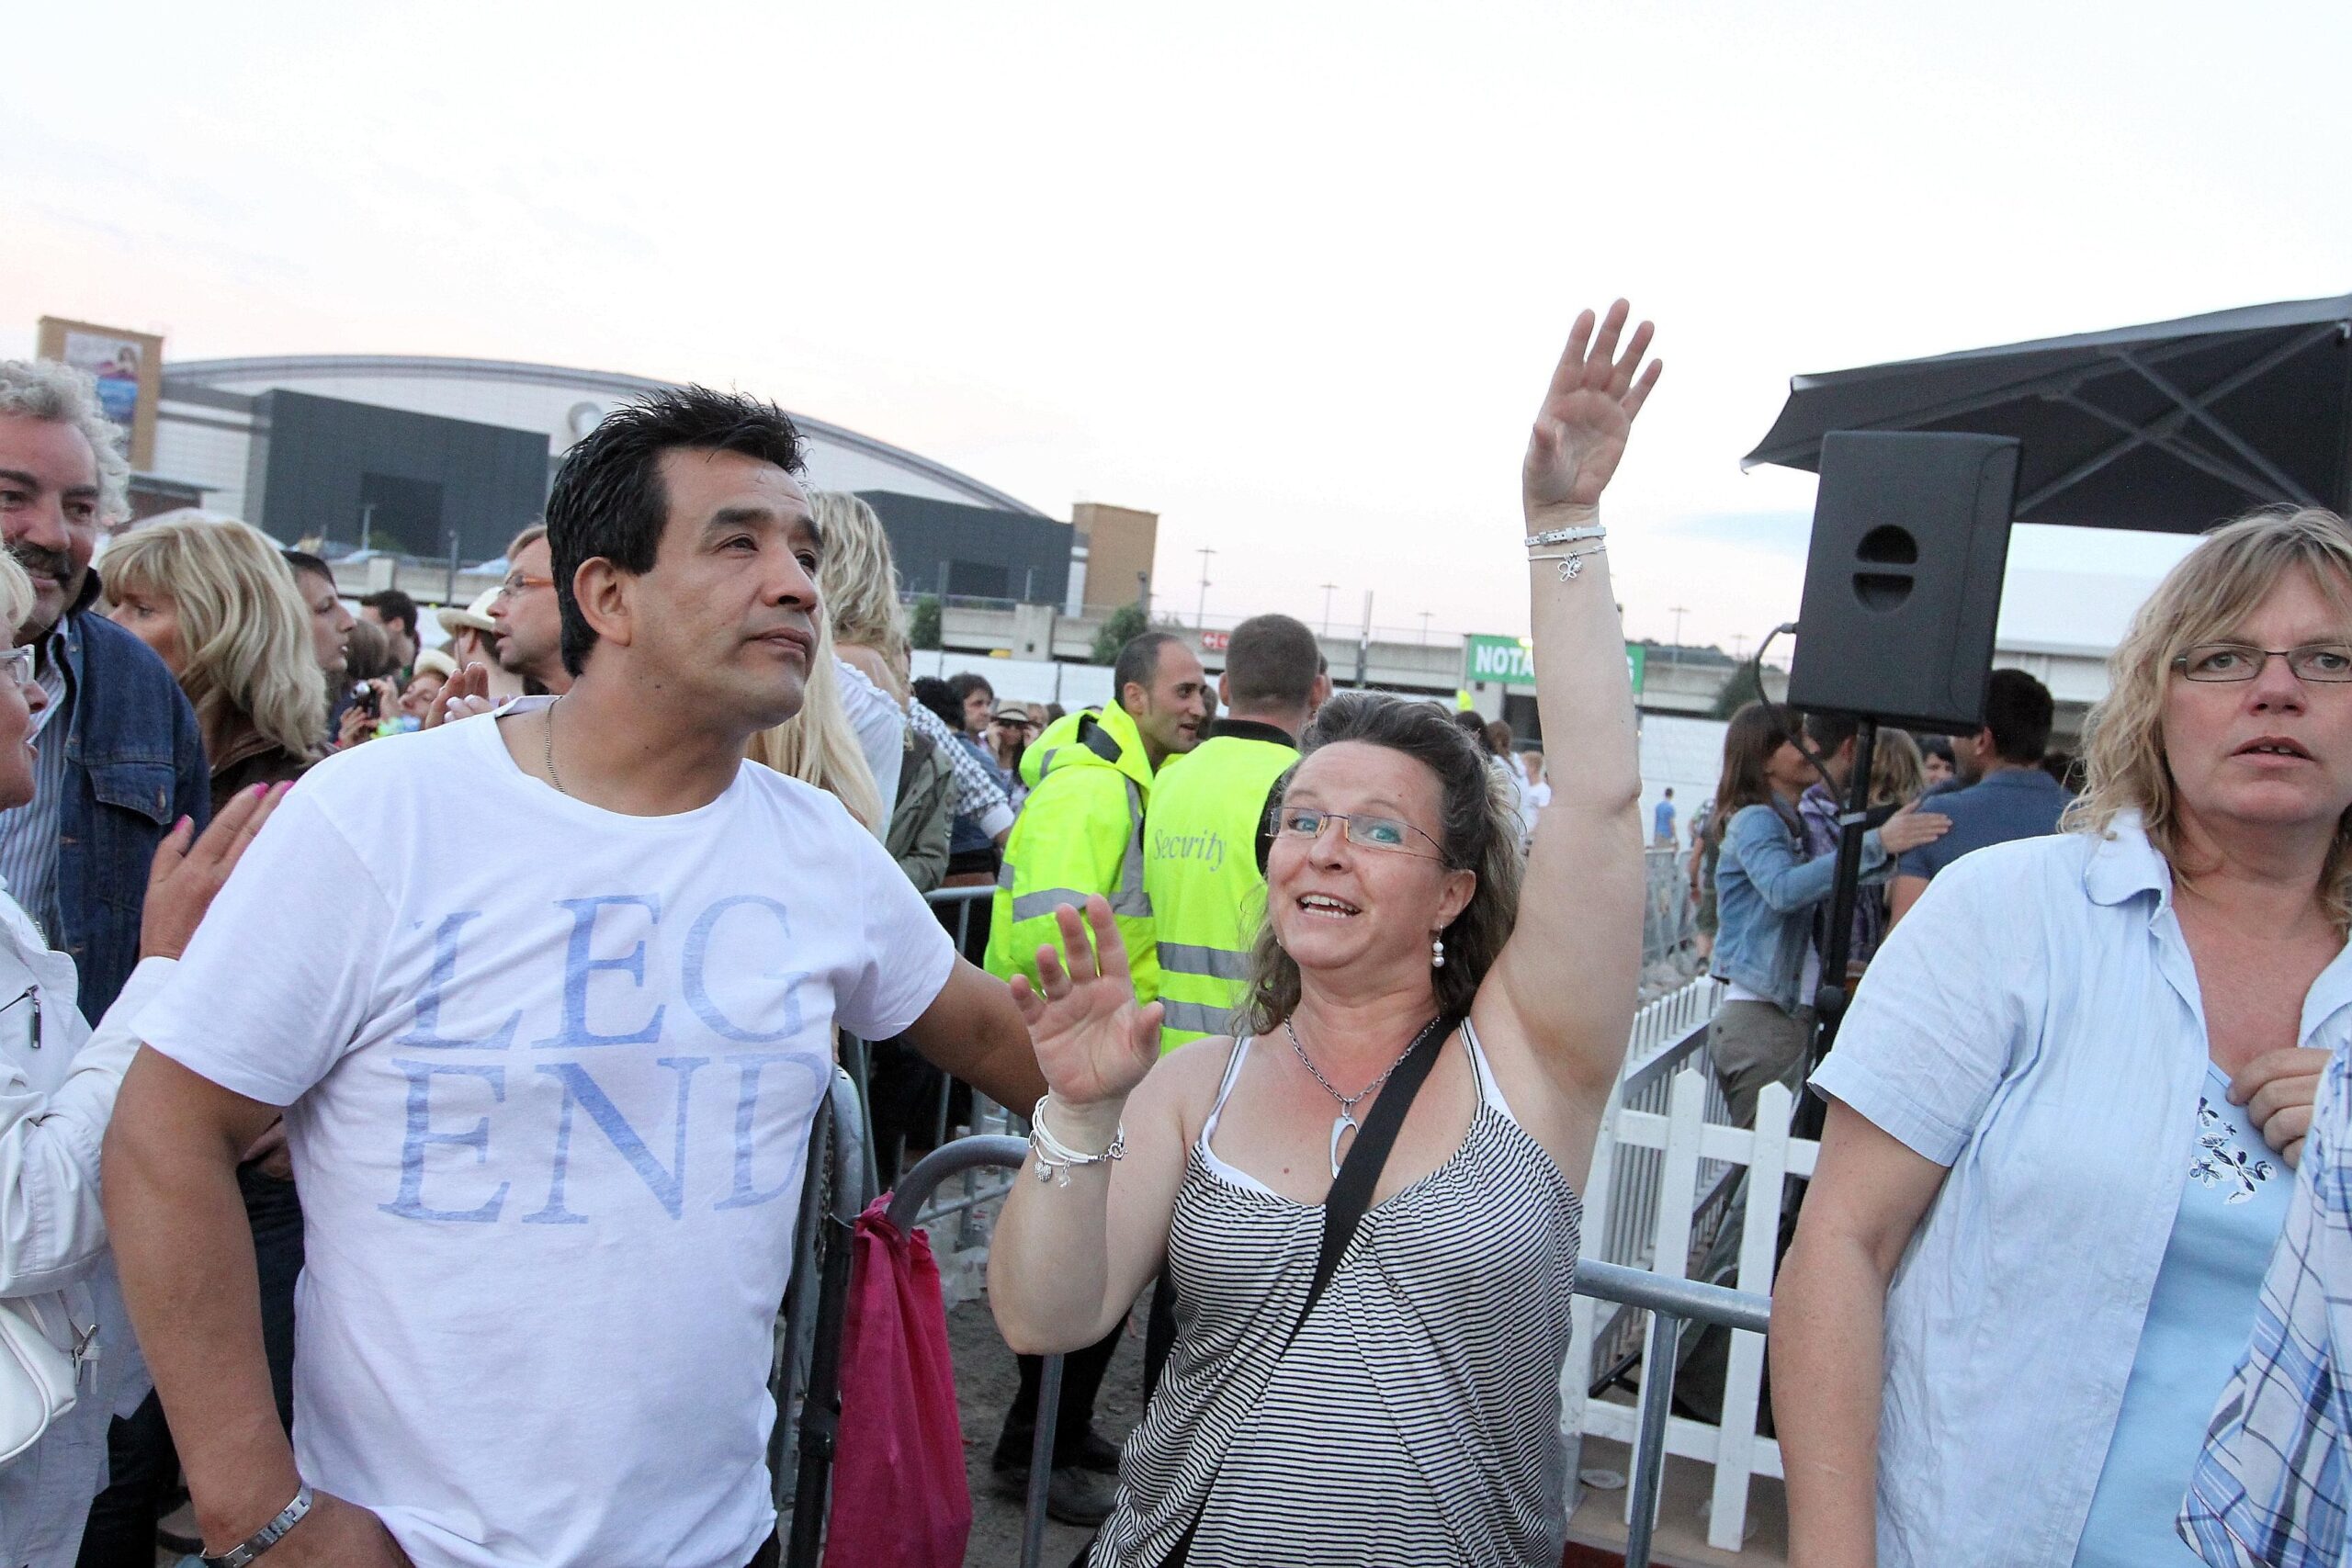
[0,1295,82,1465]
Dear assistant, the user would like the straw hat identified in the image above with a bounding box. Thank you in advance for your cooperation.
[435,586,502,637]
[412,648,458,681]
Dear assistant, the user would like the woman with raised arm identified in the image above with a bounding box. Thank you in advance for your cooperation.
[988,303,1658,1567]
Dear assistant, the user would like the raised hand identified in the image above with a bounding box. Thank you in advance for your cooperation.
[140,782,289,961]
[1523,299,1662,525]
[1008,897,1164,1110]
[424,662,495,728]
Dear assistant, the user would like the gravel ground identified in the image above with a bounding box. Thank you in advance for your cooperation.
[948,1293,1148,1568]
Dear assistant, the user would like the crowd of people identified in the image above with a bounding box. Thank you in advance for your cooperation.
[5,294,2352,1568]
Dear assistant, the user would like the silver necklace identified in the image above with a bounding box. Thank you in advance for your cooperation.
[1283,1014,1444,1178]
[543,696,568,795]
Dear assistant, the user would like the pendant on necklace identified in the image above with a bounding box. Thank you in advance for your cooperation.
[1329,1111,1359,1179]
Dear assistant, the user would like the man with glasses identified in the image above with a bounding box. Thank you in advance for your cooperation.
[489,525,571,695]
[0,359,208,1024]
[1887,667,2064,929]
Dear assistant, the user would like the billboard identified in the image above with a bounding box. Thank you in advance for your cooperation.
[1463,632,1645,696]
[36,317,164,469]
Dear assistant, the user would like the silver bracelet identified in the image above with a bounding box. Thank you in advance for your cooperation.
[1525,523,1606,547]
[1529,544,1607,581]
[1028,1095,1125,1186]
[200,1485,314,1568]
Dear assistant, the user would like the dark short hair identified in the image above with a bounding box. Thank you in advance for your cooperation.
[359,589,419,641]
[911,676,961,729]
[1803,709,1863,754]
[1114,632,1182,707]
[1918,733,1956,765]
[1223,614,1320,708]
[542,386,806,676]
[1483,719,1513,756]
[1984,668,2055,763]
[280,549,332,586]
[945,671,993,706]
[1451,708,1494,755]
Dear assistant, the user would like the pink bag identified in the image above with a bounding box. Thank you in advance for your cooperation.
[821,1198,972,1568]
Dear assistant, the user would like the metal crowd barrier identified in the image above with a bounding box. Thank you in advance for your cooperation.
[775,1129,1771,1568]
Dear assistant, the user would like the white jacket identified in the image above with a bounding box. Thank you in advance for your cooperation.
[0,881,173,1568]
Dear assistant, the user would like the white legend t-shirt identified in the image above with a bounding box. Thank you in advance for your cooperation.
[136,702,956,1568]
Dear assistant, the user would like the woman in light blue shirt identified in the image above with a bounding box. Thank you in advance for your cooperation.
[1772,506,2352,1568]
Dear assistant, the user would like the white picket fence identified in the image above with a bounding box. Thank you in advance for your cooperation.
[1562,980,1823,1553]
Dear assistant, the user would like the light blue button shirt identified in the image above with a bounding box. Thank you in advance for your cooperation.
[1812,815,2352,1568]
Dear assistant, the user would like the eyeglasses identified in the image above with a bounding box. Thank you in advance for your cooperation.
[1268,806,1449,861]
[2174,642,2352,683]
[0,646,33,692]
[497,573,554,599]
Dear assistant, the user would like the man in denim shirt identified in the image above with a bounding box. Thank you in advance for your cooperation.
[0,361,208,1023]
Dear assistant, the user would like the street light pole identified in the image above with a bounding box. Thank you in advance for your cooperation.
[1318,582,1338,636]
[1195,547,1216,630]
[1668,604,1688,666]
[1418,611,1432,645]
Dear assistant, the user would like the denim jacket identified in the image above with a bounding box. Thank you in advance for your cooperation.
[51,586,210,1022]
[1709,798,1890,1011]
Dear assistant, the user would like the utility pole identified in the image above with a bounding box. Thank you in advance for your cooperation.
[1318,582,1338,636]
[1732,632,1749,663]
[1668,604,1688,666]
[358,502,376,554]
[1418,611,1432,645]
[1194,547,1216,630]
[1354,591,1374,689]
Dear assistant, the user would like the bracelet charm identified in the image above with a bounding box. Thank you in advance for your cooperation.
[1028,1095,1125,1187]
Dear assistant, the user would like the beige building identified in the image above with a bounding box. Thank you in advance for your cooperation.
[1073,502,1159,614]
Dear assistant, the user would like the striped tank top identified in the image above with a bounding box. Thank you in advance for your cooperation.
[1092,1021,1585,1567]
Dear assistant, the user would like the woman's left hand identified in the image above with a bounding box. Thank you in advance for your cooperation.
[2233,1045,2331,1168]
[1522,299,1662,525]
[1009,897,1166,1111]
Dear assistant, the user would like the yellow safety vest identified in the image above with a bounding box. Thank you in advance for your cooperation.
[986,705,1162,1003]
[1140,729,1299,1051]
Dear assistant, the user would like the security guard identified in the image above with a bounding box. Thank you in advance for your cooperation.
[1143,613,1329,1051]
[980,629,1206,1523]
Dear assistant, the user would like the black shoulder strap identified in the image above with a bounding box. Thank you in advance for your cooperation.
[1076,712,1123,764]
[1150,1011,1461,1568]
[1283,1011,1458,1352]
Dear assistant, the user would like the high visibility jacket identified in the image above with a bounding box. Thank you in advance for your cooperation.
[986,705,1162,1002]
[1140,723,1299,1051]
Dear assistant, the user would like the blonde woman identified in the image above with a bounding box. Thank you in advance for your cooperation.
[1870,726,1925,807]
[1775,507,2352,1568]
[101,516,323,812]
[746,615,886,832]
[809,491,911,705]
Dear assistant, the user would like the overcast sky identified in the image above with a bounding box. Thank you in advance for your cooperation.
[8,1,2344,650]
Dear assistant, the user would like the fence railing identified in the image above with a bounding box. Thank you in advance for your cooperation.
[1563,1070,1816,1554]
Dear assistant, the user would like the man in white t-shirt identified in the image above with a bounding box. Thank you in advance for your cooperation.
[100,388,1051,1568]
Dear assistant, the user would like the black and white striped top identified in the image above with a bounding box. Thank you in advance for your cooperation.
[1092,1022,1584,1568]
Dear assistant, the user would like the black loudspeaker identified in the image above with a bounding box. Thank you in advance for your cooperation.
[1786,430,2022,733]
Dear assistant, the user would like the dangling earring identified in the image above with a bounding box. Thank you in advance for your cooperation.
[1431,935,1446,970]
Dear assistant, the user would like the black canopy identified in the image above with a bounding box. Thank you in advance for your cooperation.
[1745,294,2352,534]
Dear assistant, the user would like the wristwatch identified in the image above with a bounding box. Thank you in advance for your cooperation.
[200,1484,314,1568]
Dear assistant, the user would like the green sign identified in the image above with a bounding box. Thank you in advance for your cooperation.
[1463,634,1647,697]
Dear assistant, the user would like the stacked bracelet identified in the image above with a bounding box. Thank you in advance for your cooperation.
[1029,1096,1125,1186]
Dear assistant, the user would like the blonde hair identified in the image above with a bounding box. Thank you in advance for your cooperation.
[809,492,910,693]
[101,515,324,762]
[0,554,35,639]
[1870,728,1924,807]
[2066,505,2352,925]
[745,615,886,830]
